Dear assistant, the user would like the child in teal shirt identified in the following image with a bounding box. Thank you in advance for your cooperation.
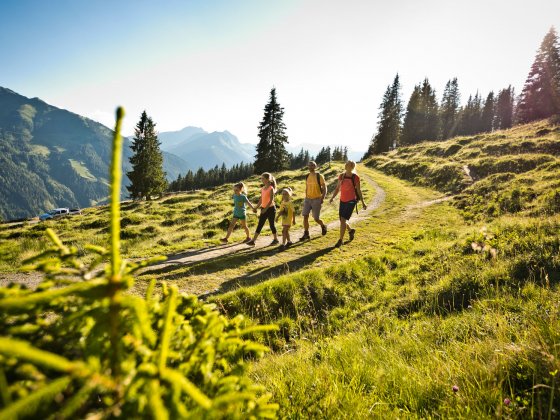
[221,182,255,243]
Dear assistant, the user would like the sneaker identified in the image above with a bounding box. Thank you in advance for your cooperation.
[270,239,279,245]
[299,232,310,241]
[321,225,327,236]
[278,244,286,251]
[242,237,251,243]
[246,240,255,246]
[334,239,343,248]
[220,238,228,243]
[286,241,293,248]
[348,228,356,241]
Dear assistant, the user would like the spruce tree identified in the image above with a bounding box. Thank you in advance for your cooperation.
[421,78,440,141]
[400,84,423,145]
[480,91,496,132]
[440,78,461,139]
[517,27,560,122]
[127,111,167,200]
[366,74,403,155]
[458,93,483,136]
[401,79,439,145]
[254,88,289,173]
[495,86,515,129]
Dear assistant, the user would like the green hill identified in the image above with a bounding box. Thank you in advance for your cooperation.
[0,87,190,221]
[1,121,559,417]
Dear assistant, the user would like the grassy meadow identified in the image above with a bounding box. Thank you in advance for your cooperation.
[1,120,560,417]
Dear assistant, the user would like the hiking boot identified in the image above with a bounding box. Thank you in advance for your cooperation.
[242,237,251,243]
[299,231,310,241]
[334,239,343,248]
[270,239,279,245]
[348,228,356,241]
[278,244,286,251]
[321,224,327,236]
[246,240,256,246]
[286,241,293,248]
[220,238,228,243]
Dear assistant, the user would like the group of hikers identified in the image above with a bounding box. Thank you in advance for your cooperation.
[220,160,367,249]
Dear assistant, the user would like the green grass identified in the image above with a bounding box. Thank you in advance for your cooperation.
[1,121,560,417]
[0,162,362,273]
[68,159,96,180]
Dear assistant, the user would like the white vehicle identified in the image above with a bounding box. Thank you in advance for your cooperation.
[39,207,82,221]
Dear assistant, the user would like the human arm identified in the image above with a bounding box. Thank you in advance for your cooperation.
[253,196,262,213]
[320,175,327,203]
[244,195,256,211]
[329,176,341,203]
[355,180,367,210]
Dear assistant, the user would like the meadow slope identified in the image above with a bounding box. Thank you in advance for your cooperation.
[1,121,559,417]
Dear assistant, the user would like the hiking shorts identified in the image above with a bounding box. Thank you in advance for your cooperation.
[339,200,357,221]
[302,197,322,220]
[232,211,246,220]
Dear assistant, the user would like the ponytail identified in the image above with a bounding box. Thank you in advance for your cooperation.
[261,172,277,192]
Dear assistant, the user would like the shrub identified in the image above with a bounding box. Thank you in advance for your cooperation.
[0,108,278,419]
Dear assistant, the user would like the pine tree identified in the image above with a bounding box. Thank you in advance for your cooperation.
[440,78,461,139]
[400,84,423,145]
[421,78,440,141]
[401,79,439,145]
[127,111,167,200]
[517,27,560,122]
[495,86,515,129]
[458,93,483,136]
[480,91,496,132]
[366,74,403,155]
[254,88,289,173]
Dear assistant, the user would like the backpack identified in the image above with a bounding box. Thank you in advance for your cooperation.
[339,173,361,214]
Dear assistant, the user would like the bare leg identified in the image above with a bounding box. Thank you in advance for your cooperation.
[303,214,310,231]
[282,226,289,245]
[313,217,325,228]
[240,219,250,239]
[222,218,238,241]
[339,217,347,240]
[286,228,291,243]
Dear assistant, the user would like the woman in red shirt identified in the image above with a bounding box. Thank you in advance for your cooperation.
[329,161,367,247]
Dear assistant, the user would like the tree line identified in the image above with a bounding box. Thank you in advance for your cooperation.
[366,26,560,156]
[168,162,254,191]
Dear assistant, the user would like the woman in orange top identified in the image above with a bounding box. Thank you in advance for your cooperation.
[246,172,279,246]
[329,161,367,248]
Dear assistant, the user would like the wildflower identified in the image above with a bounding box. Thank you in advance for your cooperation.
[504,398,511,406]
[452,385,459,393]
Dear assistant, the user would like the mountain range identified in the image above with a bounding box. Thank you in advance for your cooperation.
[0,87,263,220]
[158,128,255,171]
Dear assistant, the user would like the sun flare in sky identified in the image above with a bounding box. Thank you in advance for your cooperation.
[1,0,559,152]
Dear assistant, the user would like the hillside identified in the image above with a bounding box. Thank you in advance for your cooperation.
[0,87,191,220]
[365,120,560,220]
[1,121,560,417]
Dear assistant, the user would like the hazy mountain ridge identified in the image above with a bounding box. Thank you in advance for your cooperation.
[0,87,194,220]
[159,128,255,171]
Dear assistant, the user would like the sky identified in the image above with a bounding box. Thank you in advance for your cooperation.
[1,0,559,152]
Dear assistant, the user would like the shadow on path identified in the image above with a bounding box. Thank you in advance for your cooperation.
[210,244,334,296]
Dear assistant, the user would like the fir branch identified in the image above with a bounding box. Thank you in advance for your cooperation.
[0,376,71,420]
[0,278,107,310]
[158,286,178,371]
[160,368,212,409]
